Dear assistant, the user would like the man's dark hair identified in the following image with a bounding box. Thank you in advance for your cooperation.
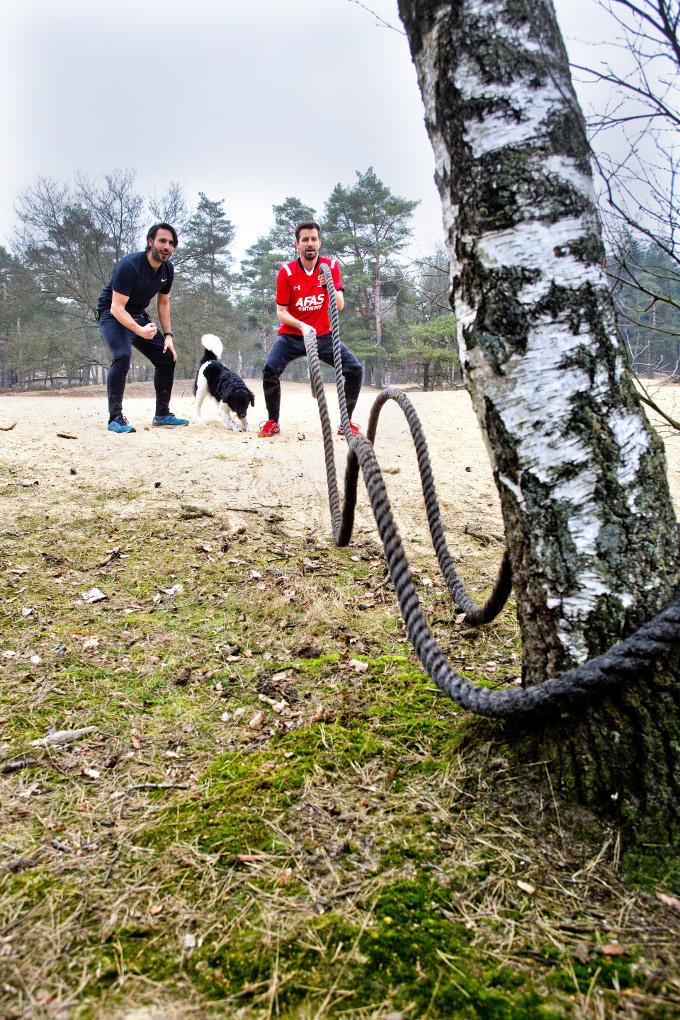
[295,220,320,241]
[147,222,178,248]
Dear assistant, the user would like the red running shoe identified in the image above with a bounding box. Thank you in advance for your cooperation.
[258,419,281,437]
[337,421,362,438]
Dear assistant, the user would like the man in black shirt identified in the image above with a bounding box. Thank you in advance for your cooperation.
[97,222,188,432]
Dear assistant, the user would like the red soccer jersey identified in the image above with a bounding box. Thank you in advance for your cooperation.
[276,256,343,335]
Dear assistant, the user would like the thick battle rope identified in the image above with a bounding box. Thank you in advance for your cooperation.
[302,263,680,719]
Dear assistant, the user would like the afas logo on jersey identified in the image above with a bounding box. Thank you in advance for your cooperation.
[295,295,325,312]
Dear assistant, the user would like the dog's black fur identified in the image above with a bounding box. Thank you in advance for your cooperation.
[194,334,255,430]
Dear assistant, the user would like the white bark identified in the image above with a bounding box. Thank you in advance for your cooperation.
[399,0,679,678]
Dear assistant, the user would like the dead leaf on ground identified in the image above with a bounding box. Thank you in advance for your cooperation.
[349,658,369,673]
[295,644,321,659]
[259,694,289,714]
[311,706,335,723]
[657,892,680,911]
[600,942,627,956]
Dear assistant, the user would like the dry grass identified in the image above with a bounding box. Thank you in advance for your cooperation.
[2,421,680,1018]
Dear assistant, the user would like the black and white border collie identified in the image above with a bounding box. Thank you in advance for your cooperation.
[194,334,255,432]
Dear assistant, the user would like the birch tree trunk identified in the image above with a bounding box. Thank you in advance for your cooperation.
[398,0,680,832]
[375,249,383,347]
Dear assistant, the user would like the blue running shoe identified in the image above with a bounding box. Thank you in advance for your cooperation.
[152,413,189,427]
[108,415,136,433]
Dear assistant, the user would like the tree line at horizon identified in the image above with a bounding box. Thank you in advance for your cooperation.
[0,167,677,393]
[0,168,458,394]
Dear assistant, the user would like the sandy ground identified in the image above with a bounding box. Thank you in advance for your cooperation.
[2,378,680,545]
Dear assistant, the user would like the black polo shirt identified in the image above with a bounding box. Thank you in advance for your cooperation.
[97,251,174,316]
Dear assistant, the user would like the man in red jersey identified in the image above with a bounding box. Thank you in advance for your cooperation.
[259,220,363,437]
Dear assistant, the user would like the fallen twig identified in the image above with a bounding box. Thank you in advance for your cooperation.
[125,782,190,793]
[5,851,46,874]
[179,504,214,519]
[30,726,96,747]
[102,849,120,887]
[0,422,17,431]
[1,757,38,774]
[49,838,72,853]
[95,547,121,568]
[464,522,503,545]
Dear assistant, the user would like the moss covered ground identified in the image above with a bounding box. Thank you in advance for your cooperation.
[2,487,680,1018]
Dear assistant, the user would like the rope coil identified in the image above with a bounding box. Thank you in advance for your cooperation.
[304,263,680,718]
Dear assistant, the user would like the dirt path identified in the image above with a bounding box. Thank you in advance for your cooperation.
[0,381,503,545]
[2,379,680,543]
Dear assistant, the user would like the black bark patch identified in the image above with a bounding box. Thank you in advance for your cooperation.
[460,264,537,367]
[544,108,591,174]
[470,148,592,233]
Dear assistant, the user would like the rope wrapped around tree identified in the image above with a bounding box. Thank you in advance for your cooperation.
[305,262,680,719]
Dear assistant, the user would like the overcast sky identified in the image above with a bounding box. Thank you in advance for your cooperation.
[1,0,620,262]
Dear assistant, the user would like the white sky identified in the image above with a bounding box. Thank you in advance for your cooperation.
[0,0,623,262]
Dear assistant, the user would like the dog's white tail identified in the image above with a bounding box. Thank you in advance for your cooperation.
[201,333,223,359]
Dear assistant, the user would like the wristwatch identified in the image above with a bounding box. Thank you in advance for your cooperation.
[163,332,173,338]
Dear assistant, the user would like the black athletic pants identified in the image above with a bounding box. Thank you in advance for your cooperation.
[98,310,175,420]
[263,331,363,423]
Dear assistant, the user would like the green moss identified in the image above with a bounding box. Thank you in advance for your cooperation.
[548,955,637,995]
[621,845,680,894]
[188,911,359,1000]
[3,506,679,1017]
[137,722,386,861]
[187,878,563,1017]
[273,722,385,770]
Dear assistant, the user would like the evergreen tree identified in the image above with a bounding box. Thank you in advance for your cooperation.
[610,236,680,377]
[269,197,318,252]
[180,193,235,304]
[167,192,241,373]
[401,314,459,390]
[238,198,317,369]
[322,167,418,350]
